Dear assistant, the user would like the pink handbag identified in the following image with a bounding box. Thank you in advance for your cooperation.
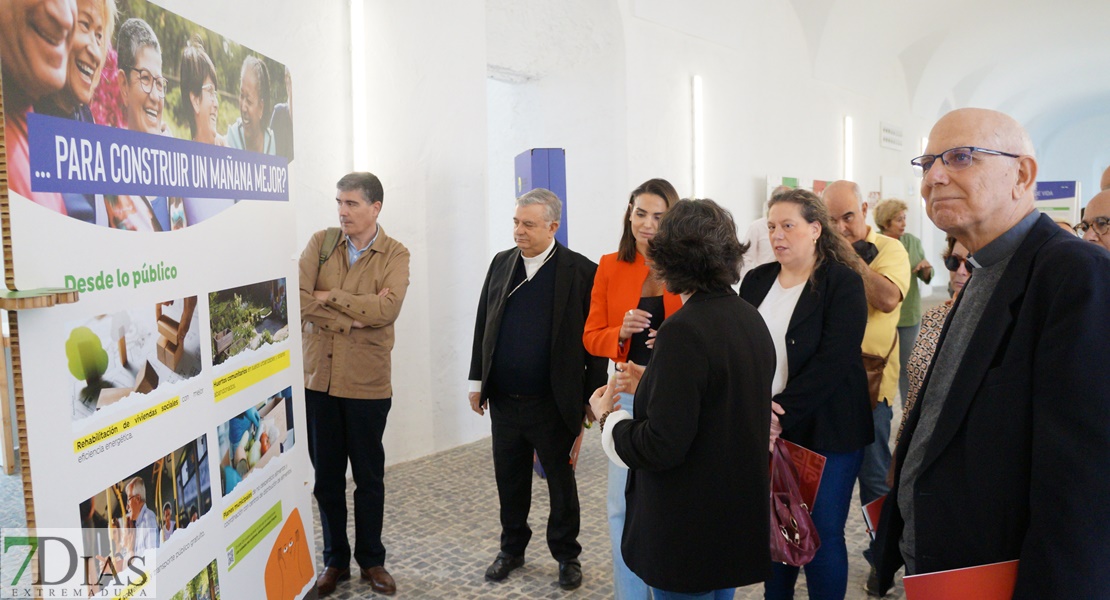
[769,438,821,566]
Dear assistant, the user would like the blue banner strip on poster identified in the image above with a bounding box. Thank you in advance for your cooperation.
[27,113,289,201]
[1034,181,1076,201]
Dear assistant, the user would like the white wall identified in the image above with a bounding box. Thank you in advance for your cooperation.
[160,0,492,465]
[166,0,957,468]
[1029,111,1110,209]
[485,0,628,265]
[358,0,491,463]
[620,0,929,232]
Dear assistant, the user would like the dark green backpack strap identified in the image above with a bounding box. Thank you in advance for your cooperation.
[319,227,342,266]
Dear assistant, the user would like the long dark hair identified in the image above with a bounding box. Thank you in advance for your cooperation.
[769,189,865,284]
[618,178,679,262]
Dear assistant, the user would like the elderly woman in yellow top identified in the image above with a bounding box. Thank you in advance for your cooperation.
[873,198,932,408]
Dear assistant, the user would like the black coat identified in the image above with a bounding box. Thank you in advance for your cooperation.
[739,260,873,453]
[876,214,1110,598]
[468,242,608,435]
[612,289,776,593]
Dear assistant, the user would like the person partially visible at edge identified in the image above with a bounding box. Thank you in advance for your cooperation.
[32,0,117,223]
[468,188,607,591]
[590,199,776,599]
[1076,189,1110,252]
[270,65,294,161]
[821,179,909,586]
[873,198,933,414]
[581,177,683,600]
[893,235,969,448]
[872,108,1110,598]
[0,0,75,213]
[740,189,871,600]
[227,55,276,154]
[299,172,410,597]
[739,184,793,283]
[36,0,115,123]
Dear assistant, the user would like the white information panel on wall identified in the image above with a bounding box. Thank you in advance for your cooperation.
[1034,181,1081,226]
[0,0,313,598]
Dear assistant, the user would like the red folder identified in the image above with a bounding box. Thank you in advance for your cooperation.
[862,494,886,540]
[903,559,1019,600]
[778,439,826,510]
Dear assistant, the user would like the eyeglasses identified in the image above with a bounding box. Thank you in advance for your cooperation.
[1074,216,1110,237]
[201,83,217,98]
[128,67,168,98]
[944,254,974,273]
[911,146,1021,176]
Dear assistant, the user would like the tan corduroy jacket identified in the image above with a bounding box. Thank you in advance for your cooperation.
[299,225,410,399]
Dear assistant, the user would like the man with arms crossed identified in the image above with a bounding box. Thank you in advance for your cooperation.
[299,172,409,596]
[468,188,607,590]
[874,109,1110,598]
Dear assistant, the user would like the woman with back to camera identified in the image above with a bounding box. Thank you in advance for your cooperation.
[590,199,776,599]
[582,178,683,600]
[873,198,933,408]
[738,189,871,600]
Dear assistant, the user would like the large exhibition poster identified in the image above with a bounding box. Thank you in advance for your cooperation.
[0,0,313,598]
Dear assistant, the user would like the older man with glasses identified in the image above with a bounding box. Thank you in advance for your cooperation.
[1076,190,1110,252]
[871,108,1110,598]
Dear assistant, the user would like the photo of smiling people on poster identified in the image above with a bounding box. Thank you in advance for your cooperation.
[1,0,294,229]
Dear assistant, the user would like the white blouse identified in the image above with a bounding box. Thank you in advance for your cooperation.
[757,277,805,396]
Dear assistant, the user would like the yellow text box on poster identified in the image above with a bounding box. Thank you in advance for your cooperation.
[226,501,282,571]
[213,350,290,402]
[74,397,181,453]
[223,490,254,521]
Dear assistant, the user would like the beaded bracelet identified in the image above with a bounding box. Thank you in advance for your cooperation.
[599,410,614,432]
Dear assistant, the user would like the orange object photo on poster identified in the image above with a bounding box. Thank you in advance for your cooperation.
[264,507,314,600]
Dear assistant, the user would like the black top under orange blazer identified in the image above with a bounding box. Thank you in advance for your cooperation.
[583,251,684,362]
[739,259,873,454]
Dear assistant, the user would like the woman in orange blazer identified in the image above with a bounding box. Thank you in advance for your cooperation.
[583,178,682,600]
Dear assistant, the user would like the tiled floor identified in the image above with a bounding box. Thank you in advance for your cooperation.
[0,431,907,599]
[304,431,906,600]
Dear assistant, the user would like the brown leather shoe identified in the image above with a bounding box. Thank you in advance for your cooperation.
[361,566,397,595]
[315,566,350,597]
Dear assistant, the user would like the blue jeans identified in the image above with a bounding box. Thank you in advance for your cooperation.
[651,588,735,600]
[765,449,864,600]
[859,401,893,565]
[897,324,920,406]
[608,393,652,600]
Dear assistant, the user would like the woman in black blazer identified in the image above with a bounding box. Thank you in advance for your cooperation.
[738,189,871,600]
[590,199,777,599]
